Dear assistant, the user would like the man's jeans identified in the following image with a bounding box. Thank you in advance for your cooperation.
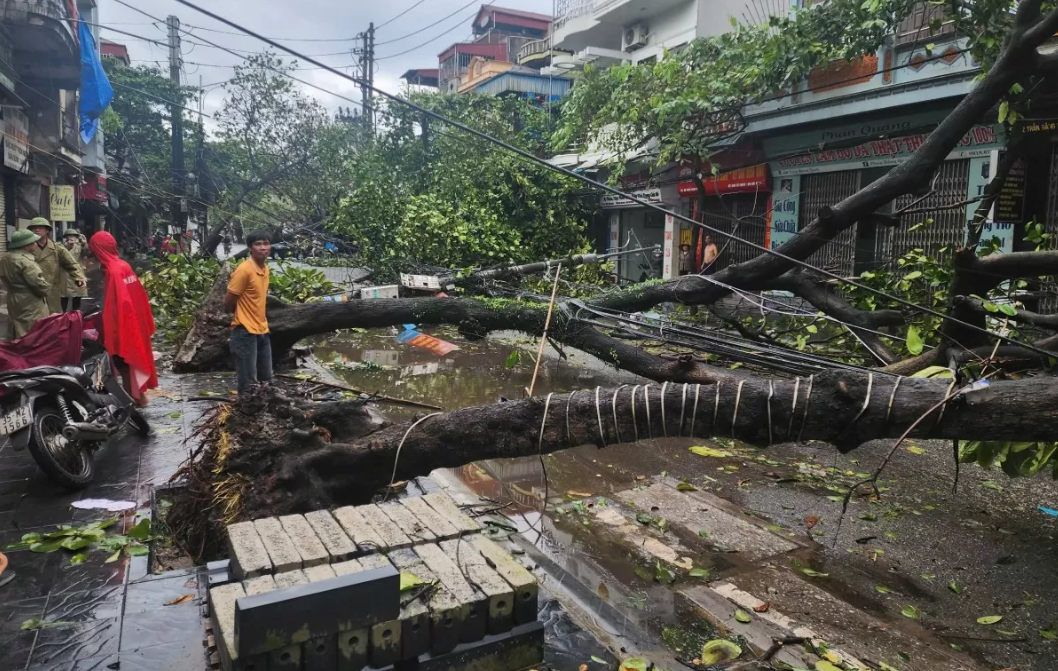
[230,327,273,393]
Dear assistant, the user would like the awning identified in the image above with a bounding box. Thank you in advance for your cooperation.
[677,163,770,198]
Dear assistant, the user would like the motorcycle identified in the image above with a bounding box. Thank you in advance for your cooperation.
[0,312,150,490]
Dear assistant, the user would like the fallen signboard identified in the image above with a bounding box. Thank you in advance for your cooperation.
[397,327,459,356]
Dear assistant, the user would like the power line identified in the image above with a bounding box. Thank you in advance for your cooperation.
[376,0,482,47]
[375,11,480,61]
[376,0,428,31]
[163,0,1058,362]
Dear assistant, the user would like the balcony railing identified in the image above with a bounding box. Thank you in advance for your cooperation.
[518,36,552,63]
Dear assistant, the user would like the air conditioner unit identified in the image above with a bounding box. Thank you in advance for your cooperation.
[622,23,648,52]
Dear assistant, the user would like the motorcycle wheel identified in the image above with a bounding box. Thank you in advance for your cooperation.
[128,408,151,437]
[27,405,95,490]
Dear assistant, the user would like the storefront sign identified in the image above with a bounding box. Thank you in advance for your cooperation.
[994,156,1026,223]
[49,185,76,221]
[76,175,109,203]
[766,175,801,250]
[676,164,770,197]
[965,155,992,245]
[396,328,459,356]
[663,215,676,279]
[2,109,29,173]
[771,124,1002,176]
[600,188,663,209]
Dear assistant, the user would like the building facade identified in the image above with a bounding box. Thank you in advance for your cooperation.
[0,0,111,252]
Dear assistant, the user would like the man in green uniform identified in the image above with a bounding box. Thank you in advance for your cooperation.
[0,229,51,339]
[27,218,86,314]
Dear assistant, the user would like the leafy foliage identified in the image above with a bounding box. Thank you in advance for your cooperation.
[4,518,151,565]
[141,254,222,343]
[329,93,593,278]
[270,263,336,303]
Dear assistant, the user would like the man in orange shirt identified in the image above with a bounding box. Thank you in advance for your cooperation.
[224,230,273,393]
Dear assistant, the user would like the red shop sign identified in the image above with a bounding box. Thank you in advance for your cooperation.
[677,163,770,197]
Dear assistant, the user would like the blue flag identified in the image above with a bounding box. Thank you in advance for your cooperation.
[79,22,114,144]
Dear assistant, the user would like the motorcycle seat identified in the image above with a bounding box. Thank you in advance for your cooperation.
[0,365,87,383]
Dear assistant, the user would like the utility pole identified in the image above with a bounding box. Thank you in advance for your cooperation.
[354,23,375,131]
[167,15,187,235]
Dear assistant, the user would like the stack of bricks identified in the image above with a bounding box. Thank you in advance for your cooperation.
[208,492,543,671]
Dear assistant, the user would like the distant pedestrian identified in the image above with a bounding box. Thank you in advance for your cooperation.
[224,230,273,393]
[27,217,86,314]
[0,229,51,339]
[61,228,88,312]
[701,235,719,275]
[678,243,695,276]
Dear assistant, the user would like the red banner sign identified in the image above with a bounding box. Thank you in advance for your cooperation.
[677,163,770,198]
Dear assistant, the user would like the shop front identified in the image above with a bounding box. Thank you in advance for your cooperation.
[602,174,676,283]
[762,109,1006,276]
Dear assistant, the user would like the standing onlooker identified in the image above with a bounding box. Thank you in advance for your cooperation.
[701,235,719,275]
[27,218,86,314]
[87,231,158,407]
[61,228,88,312]
[224,230,273,393]
[0,230,51,339]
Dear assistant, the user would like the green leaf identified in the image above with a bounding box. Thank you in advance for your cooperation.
[901,605,920,619]
[688,445,731,458]
[981,480,1003,491]
[734,609,752,623]
[635,513,654,525]
[998,100,1009,123]
[29,540,64,554]
[948,581,963,594]
[906,446,926,455]
[904,271,922,281]
[104,549,122,563]
[619,658,649,671]
[700,639,742,664]
[20,619,43,631]
[689,568,709,578]
[128,518,152,541]
[983,301,999,313]
[1040,627,1057,641]
[21,532,42,543]
[859,513,877,522]
[504,350,521,369]
[998,303,1018,317]
[802,568,829,578]
[61,537,91,551]
[911,366,953,379]
[815,662,843,671]
[69,552,88,566]
[876,585,892,594]
[127,544,149,557]
[676,482,699,491]
[977,615,1003,625]
[400,573,425,592]
[906,326,924,356]
[698,530,710,538]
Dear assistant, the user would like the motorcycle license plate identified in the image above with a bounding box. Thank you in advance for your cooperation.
[0,405,31,436]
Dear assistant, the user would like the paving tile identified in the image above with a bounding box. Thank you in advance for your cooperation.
[43,586,125,622]
[303,510,356,562]
[422,492,482,534]
[29,618,120,668]
[26,652,120,671]
[253,518,302,573]
[117,638,206,671]
[48,558,127,597]
[377,502,436,545]
[122,575,204,646]
[278,515,329,568]
[0,597,46,671]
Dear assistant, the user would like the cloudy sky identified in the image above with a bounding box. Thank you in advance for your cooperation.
[101,0,556,120]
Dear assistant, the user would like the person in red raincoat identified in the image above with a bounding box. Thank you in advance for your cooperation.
[88,232,158,406]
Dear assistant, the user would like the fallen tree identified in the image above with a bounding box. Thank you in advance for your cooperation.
[168,1,1058,543]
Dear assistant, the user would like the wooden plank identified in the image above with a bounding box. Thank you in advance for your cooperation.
[304,510,357,561]
[423,492,482,534]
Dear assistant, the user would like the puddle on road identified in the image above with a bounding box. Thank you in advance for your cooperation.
[311,328,748,664]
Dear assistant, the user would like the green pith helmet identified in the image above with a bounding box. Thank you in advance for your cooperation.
[64,228,80,237]
[9,229,41,249]
[29,217,53,230]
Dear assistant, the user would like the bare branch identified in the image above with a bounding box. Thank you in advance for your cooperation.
[953,296,1058,329]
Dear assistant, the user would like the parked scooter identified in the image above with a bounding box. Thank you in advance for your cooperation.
[0,312,150,489]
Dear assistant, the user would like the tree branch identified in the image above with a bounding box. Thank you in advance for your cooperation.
[953,295,1058,329]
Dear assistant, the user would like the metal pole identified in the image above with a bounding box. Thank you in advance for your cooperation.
[167,15,187,235]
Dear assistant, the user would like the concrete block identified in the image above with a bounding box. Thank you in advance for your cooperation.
[305,564,337,583]
[208,558,233,586]
[209,582,248,671]
[440,539,514,635]
[333,505,391,553]
[370,617,402,668]
[389,549,462,655]
[267,645,301,671]
[336,626,369,671]
[359,554,394,572]
[253,517,303,573]
[414,543,488,643]
[358,504,414,550]
[235,565,400,659]
[423,492,482,535]
[467,535,539,625]
[331,558,363,576]
[226,521,271,580]
[242,575,276,597]
[303,634,338,671]
[400,496,461,540]
[305,510,358,561]
[378,500,437,544]
[397,593,430,662]
[274,570,308,590]
[279,514,330,568]
[416,622,545,671]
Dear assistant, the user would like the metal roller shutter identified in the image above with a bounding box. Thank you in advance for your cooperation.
[800,171,861,276]
[889,159,970,267]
